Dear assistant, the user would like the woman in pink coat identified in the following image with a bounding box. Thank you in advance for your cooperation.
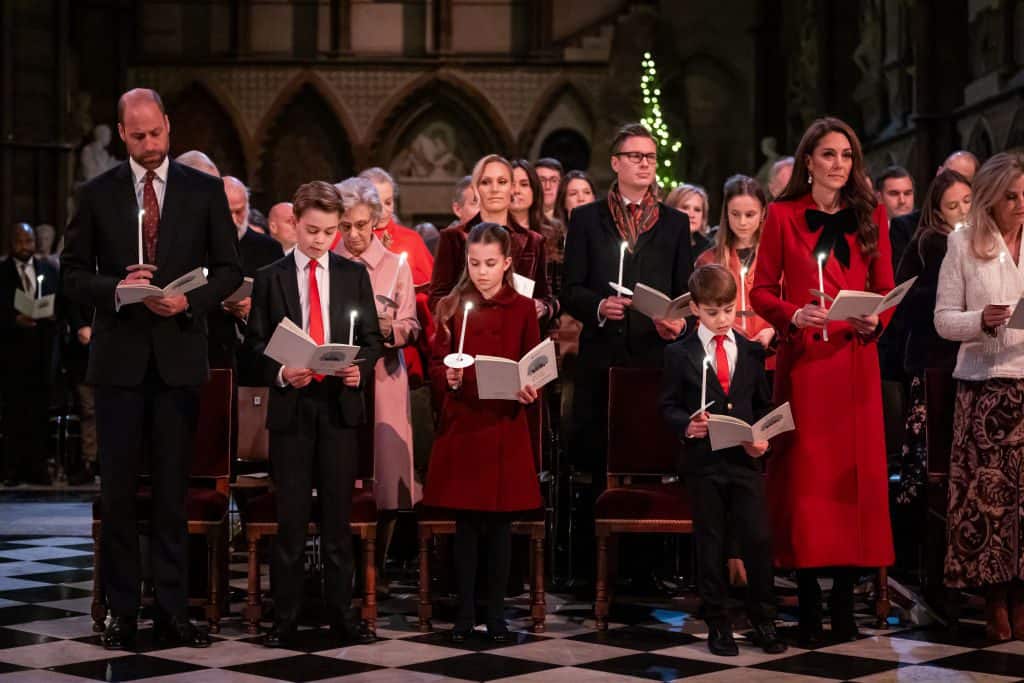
[333,177,421,590]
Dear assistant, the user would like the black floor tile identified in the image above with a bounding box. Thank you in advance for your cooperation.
[403,652,558,682]
[927,649,1024,677]
[774,623,869,649]
[0,626,60,648]
[239,627,352,653]
[0,661,28,675]
[76,627,224,653]
[752,650,903,679]
[403,628,549,652]
[884,623,993,649]
[0,604,80,626]
[0,584,92,603]
[51,653,203,680]
[34,554,94,569]
[568,625,701,651]
[579,652,734,680]
[16,568,94,584]
[226,654,381,682]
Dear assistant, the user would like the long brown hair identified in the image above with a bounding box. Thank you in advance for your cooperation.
[511,158,565,262]
[435,223,514,332]
[713,174,767,265]
[967,152,1024,261]
[912,169,971,261]
[554,170,598,225]
[777,116,879,258]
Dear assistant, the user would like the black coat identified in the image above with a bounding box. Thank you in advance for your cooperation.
[895,229,960,374]
[660,332,773,476]
[0,257,60,386]
[61,160,243,387]
[560,200,693,371]
[245,251,383,431]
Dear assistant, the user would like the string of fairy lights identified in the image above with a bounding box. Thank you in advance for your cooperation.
[639,51,683,190]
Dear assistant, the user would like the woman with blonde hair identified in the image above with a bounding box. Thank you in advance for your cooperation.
[666,183,712,258]
[935,151,1024,641]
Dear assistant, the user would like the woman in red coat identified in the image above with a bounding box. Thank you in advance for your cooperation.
[750,117,895,646]
[423,222,542,643]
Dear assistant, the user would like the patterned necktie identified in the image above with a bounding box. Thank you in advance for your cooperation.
[307,260,325,382]
[142,171,160,263]
[714,335,730,395]
[19,262,33,295]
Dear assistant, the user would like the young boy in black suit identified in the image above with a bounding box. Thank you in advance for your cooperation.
[246,181,383,647]
[661,264,786,656]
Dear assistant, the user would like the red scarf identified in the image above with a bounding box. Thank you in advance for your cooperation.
[607,181,660,247]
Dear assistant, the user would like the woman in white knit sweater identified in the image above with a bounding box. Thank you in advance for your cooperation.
[934,151,1024,642]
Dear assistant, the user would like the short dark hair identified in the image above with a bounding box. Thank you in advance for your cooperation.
[452,175,473,206]
[535,157,564,174]
[688,263,737,307]
[116,88,166,124]
[875,165,912,190]
[610,122,655,155]
[293,181,343,219]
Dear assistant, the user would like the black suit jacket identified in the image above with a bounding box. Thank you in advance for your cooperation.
[61,159,242,388]
[560,200,693,370]
[878,210,920,380]
[246,251,384,431]
[660,332,772,475]
[0,257,60,386]
[239,228,285,278]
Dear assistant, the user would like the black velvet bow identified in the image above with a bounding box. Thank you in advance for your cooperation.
[805,208,857,268]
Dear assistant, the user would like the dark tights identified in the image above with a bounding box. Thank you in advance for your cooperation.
[797,566,860,636]
[454,511,512,629]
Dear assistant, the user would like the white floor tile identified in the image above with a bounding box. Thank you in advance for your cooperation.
[7,614,102,639]
[148,639,302,667]
[498,637,636,666]
[316,639,467,666]
[0,639,119,668]
[818,635,972,664]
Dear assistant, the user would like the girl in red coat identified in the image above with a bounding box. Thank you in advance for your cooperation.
[423,222,542,643]
[750,117,895,646]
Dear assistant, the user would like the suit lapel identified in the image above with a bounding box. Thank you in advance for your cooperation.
[156,161,183,268]
[279,253,301,328]
[116,162,141,265]
[328,255,345,345]
[684,334,725,400]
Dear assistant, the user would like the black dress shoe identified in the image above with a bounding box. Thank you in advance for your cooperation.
[749,621,788,654]
[102,616,137,650]
[487,621,511,643]
[330,619,375,645]
[707,622,739,656]
[153,616,211,648]
[450,622,474,643]
[263,620,297,648]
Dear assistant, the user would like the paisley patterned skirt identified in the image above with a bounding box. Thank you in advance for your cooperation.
[944,378,1024,588]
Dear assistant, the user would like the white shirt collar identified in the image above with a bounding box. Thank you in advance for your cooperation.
[129,155,169,185]
[697,324,736,351]
[293,248,330,273]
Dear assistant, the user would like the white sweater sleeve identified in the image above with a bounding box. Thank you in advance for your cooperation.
[934,233,984,342]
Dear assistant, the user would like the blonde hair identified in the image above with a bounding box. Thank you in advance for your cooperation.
[968,152,1024,261]
[665,184,709,234]
[471,154,513,190]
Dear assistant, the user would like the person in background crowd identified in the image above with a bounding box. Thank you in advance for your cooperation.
[767,156,795,200]
[554,170,597,227]
[34,223,59,268]
[175,149,220,177]
[414,222,440,256]
[938,150,980,182]
[248,207,268,234]
[876,166,915,221]
[268,201,297,253]
[451,175,479,229]
[510,158,564,304]
[535,157,564,221]
[666,184,713,259]
[65,295,98,485]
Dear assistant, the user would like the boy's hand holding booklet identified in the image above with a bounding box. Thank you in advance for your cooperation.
[630,284,691,320]
[264,318,359,374]
[808,276,917,321]
[707,402,795,451]
[116,267,207,307]
[13,290,55,320]
[476,338,558,400]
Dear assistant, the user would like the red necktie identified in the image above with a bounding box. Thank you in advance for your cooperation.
[714,335,730,395]
[307,261,325,381]
[142,171,160,263]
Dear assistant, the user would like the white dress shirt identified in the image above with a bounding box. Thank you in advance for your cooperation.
[14,258,36,296]
[292,249,332,342]
[129,155,168,215]
[697,325,737,383]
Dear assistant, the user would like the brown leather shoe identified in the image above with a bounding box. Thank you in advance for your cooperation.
[986,583,1012,642]
[1011,582,1024,640]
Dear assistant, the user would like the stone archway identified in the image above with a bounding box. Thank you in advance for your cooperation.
[167,82,248,179]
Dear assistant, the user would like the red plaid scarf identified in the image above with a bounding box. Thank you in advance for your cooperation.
[607,181,660,248]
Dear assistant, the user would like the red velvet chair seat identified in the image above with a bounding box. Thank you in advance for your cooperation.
[416,505,544,523]
[92,488,229,523]
[595,483,691,520]
[246,490,377,525]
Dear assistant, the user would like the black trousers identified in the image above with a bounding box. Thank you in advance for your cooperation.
[687,462,776,624]
[454,511,512,627]
[1,380,51,483]
[269,382,357,623]
[95,371,199,618]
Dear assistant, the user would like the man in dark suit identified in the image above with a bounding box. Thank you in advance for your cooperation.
[560,122,693,589]
[61,88,242,649]
[0,223,59,486]
[246,181,383,647]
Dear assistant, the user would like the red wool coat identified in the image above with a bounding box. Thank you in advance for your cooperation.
[423,284,542,512]
[750,194,895,569]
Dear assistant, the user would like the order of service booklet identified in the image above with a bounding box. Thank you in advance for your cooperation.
[115,267,208,306]
[224,277,254,303]
[13,290,56,319]
[264,317,360,374]
[475,337,558,400]
[706,401,795,451]
[630,284,691,320]
[811,276,917,321]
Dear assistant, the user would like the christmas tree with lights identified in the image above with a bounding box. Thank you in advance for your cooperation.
[639,51,683,191]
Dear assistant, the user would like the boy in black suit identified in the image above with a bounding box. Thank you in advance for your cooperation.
[661,264,785,656]
[246,181,383,647]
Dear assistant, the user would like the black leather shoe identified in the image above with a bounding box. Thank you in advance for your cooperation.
[451,622,473,643]
[263,620,297,648]
[487,621,511,643]
[153,616,211,648]
[102,616,137,650]
[330,619,375,645]
[707,622,739,656]
[749,621,788,654]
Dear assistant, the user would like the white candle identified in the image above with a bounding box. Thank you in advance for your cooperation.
[137,209,145,264]
[385,252,407,301]
[817,252,829,342]
[700,355,710,410]
[739,266,748,331]
[954,222,963,232]
[457,301,473,358]
[36,274,43,301]
[348,310,358,346]
[617,241,628,292]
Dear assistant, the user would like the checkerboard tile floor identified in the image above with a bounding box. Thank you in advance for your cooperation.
[0,535,1022,681]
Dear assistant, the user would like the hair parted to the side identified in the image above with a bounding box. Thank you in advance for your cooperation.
[334,176,383,223]
[554,170,597,226]
[713,174,767,265]
[967,151,1024,261]
[535,157,564,174]
[292,180,344,219]
[777,116,879,259]
[665,183,710,234]
[471,154,514,191]
[689,263,738,307]
[912,169,971,262]
[609,122,655,155]
[434,223,514,332]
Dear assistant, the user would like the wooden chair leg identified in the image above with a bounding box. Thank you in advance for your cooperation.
[91,522,107,632]
[595,529,610,631]
[875,566,891,629]
[362,528,377,634]
[417,525,432,631]
[530,533,546,633]
[245,531,262,634]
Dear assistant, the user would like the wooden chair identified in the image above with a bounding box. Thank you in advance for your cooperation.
[91,368,234,633]
[416,400,547,633]
[594,367,693,630]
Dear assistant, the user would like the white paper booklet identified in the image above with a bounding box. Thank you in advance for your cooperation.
[475,337,558,400]
[818,276,917,321]
[707,402,795,451]
[264,318,359,374]
[224,277,254,303]
[13,290,55,319]
[630,284,691,320]
[512,273,535,298]
[116,267,208,306]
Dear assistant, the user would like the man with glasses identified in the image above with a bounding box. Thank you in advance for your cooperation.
[535,158,564,220]
[560,122,693,593]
